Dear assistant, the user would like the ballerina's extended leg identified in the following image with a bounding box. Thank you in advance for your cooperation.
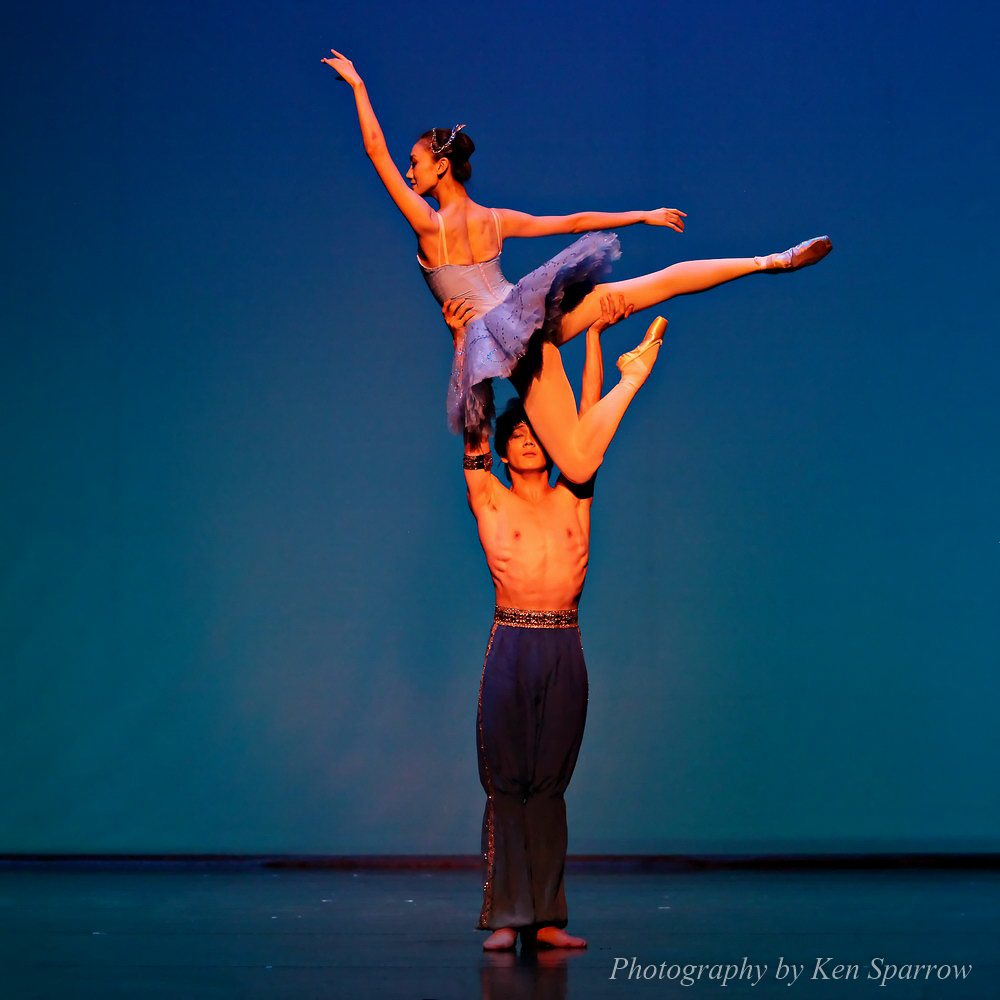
[556,236,833,343]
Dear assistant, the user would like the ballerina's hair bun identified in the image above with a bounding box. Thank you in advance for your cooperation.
[421,125,475,183]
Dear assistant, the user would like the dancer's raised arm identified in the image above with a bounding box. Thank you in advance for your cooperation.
[579,293,634,415]
[443,299,498,512]
[498,207,686,239]
[322,50,437,237]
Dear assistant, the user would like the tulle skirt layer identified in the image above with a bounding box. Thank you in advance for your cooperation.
[448,232,621,435]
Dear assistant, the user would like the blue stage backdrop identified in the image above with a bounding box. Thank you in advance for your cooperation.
[2,0,997,855]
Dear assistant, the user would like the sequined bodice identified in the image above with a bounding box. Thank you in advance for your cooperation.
[418,254,515,318]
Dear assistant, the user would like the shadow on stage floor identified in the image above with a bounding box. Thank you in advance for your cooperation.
[0,862,996,998]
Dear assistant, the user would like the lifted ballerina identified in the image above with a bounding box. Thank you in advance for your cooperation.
[322,50,832,484]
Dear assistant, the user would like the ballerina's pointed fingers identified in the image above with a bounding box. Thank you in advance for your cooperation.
[658,208,685,231]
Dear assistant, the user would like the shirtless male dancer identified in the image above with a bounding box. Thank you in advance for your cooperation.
[442,293,665,951]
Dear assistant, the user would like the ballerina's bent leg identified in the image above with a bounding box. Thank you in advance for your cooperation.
[517,332,661,485]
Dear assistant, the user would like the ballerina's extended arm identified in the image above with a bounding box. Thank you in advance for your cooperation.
[322,51,684,242]
[321,49,437,239]
[498,206,686,239]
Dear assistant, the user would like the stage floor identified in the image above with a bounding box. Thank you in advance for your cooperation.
[1,867,995,998]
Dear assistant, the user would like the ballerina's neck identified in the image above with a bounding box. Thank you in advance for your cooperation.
[432,177,470,206]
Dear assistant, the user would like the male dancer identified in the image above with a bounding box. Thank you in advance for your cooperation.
[442,294,666,950]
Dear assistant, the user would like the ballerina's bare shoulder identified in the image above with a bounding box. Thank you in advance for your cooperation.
[417,204,503,270]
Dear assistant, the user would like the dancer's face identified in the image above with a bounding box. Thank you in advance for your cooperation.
[503,422,549,476]
[407,142,445,195]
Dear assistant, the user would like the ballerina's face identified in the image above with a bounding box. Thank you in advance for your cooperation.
[407,141,446,196]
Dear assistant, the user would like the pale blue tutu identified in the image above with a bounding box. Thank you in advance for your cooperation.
[426,232,621,435]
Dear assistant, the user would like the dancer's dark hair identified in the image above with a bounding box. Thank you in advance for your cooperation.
[420,128,475,183]
[494,399,552,481]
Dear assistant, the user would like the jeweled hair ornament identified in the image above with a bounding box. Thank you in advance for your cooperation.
[430,124,467,156]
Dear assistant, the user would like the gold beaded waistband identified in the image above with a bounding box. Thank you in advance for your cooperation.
[494,606,578,628]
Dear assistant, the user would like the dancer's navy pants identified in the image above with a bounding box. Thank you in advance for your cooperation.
[476,618,589,931]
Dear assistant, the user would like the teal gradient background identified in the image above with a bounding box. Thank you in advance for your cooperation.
[2,0,997,854]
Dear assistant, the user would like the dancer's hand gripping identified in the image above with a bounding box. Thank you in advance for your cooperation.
[442,298,476,348]
[589,293,635,334]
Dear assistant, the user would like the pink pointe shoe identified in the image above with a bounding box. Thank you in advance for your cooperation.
[616,315,667,380]
[759,235,833,271]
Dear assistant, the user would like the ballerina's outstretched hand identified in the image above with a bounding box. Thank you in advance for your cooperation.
[645,207,687,233]
[321,48,362,87]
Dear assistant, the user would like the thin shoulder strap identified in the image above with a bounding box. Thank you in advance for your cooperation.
[490,208,503,251]
[435,212,449,265]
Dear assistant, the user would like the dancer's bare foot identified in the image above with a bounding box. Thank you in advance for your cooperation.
[616,316,666,387]
[756,235,833,271]
[535,926,588,948]
[482,927,517,951]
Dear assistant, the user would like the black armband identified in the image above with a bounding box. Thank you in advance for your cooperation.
[463,452,492,471]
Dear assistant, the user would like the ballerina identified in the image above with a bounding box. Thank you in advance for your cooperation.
[322,50,832,483]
